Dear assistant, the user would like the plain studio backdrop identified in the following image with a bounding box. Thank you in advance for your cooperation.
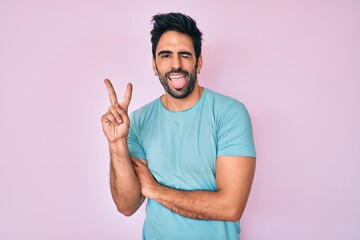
[1,0,359,239]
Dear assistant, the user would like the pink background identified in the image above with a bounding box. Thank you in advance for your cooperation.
[1,0,359,239]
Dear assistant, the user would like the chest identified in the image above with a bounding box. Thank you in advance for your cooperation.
[140,112,218,190]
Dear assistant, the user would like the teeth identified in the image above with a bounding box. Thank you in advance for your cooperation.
[169,75,185,79]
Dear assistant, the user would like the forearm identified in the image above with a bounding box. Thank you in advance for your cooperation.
[150,185,243,222]
[109,139,144,216]
[132,156,255,221]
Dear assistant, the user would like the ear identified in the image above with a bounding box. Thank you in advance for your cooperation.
[196,55,203,72]
[152,57,157,74]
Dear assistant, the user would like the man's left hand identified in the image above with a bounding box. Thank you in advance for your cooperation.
[131,158,158,199]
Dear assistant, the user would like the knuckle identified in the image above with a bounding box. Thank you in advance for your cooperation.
[116,104,123,112]
[109,106,117,114]
[105,113,113,120]
[101,114,109,121]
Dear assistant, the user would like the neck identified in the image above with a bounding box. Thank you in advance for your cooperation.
[161,84,204,112]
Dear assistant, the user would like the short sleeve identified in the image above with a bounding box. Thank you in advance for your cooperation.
[217,101,256,157]
[127,113,146,160]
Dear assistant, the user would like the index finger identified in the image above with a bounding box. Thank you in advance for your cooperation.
[104,79,118,105]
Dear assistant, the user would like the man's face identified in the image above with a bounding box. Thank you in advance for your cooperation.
[153,31,202,99]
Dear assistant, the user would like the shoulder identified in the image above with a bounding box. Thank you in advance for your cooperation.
[129,98,160,123]
[204,88,248,115]
[130,98,159,116]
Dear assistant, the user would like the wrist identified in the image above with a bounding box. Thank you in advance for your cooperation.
[108,137,127,147]
[108,138,129,157]
[149,183,166,200]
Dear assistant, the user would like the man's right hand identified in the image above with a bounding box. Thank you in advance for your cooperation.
[101,79,133,143]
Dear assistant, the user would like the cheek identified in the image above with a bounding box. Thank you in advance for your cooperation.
[157,64,172,75]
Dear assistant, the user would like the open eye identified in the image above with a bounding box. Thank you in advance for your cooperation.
[161,54,171,59]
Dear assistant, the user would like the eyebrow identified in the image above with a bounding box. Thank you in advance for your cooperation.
[157,50,193,56]
[178,51,192,56]
[158,50,173,56]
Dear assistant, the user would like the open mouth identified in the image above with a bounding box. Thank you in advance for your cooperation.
[167,73,188,90]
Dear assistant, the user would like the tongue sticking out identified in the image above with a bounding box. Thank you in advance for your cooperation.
[169,76,187,89]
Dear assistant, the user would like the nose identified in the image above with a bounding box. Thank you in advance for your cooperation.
[172,55,182,69]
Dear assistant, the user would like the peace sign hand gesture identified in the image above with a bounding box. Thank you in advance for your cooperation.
[101,79,133,143]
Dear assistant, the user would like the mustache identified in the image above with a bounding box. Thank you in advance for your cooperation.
[165,68,189,78]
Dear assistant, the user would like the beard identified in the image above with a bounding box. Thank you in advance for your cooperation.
[157,67,197,99]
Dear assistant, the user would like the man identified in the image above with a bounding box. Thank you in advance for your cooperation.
[101,12,256,240]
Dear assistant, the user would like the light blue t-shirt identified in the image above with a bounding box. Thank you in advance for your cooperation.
[128,88,256,240]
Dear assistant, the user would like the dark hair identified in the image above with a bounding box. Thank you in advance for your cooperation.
[150,12,203,60]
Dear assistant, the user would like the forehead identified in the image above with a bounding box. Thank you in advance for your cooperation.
[156,31,195,53]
